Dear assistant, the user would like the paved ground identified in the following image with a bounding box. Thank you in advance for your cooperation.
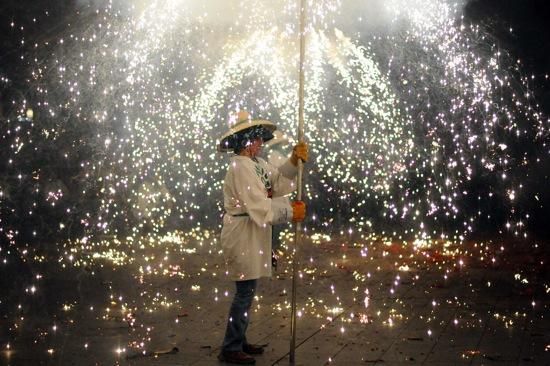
[0,230,548,365]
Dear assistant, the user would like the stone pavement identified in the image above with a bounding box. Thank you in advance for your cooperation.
[1,231,548,365]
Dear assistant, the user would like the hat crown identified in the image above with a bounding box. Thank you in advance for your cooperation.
[231,110,252,127]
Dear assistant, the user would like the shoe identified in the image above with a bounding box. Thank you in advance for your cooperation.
[243,343,265,355]
[218,351,256,364]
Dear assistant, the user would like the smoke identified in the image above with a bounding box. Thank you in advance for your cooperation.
[72,0,472,30]
[70,0,470,38]
[74,0,279,27]
[75,0,110,9]
[337,0,392,31]
[335,0,470,33]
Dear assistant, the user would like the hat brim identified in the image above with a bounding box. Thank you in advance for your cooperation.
[264,130,289,148]
[217,119,277,152]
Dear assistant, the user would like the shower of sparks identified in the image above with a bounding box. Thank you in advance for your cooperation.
[1,0,549,363]
[1,0,548,248]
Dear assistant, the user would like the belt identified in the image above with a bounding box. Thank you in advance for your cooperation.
[231,213,249,217]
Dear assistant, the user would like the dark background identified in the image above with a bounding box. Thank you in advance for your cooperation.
[463,0,550,238]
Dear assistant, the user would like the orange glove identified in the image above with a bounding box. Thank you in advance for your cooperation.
[290,141,308,166]
[291,201,306,222]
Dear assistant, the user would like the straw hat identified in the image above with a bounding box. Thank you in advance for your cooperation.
[217,111,276,152]
[264,130,289,148]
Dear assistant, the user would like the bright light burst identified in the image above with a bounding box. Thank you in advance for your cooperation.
[6,0,549,247]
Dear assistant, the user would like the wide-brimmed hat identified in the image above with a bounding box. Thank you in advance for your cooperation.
[264,130,289,148]
[217,111,276,152]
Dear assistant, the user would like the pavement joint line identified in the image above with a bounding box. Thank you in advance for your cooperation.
[271,310,346,365]
[320,272,422,365]
[420,300,461,365]
[324,343,348,365]
[467,294,497,366]
[515,306,531,365]
[363,276,424,365]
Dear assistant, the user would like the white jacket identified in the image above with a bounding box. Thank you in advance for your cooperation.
[221,155,297,280]
[267,149,292,209]
[267,149,287,168]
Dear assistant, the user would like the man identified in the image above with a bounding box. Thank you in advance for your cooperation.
[217,111,307,364]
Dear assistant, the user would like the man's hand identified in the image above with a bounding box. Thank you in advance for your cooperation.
[291,201,306,222]
[290,141,308,166]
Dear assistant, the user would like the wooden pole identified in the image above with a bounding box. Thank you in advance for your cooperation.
[289,0,306,363]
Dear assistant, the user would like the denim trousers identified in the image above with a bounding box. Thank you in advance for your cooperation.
[221,279,258,352]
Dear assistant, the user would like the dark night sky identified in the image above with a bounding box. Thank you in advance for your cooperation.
[464,0,550,237]
[465,0,550,112]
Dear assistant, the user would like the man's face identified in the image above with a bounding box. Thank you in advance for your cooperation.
[247,138,263,157]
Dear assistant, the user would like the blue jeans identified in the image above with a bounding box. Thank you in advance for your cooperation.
[221,279,257,352]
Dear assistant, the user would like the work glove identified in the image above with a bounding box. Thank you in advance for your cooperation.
[290,141,308,166]
[291,201,306,222]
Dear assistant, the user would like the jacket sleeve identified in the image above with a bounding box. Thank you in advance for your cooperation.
[267,159,298,198]
[230,160,293,226]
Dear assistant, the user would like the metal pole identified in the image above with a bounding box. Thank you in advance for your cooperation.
[290,0,306,363]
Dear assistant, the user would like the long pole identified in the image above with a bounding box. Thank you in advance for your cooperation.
[289,0,306,363]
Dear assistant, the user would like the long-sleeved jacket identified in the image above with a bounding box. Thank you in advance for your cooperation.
[221,155,297,280]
